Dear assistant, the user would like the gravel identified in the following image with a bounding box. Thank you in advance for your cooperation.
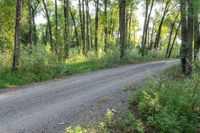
[0,60,179,133]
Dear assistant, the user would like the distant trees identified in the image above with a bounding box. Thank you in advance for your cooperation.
[4,0,198,73]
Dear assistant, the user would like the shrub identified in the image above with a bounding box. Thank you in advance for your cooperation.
[137,65,200,133]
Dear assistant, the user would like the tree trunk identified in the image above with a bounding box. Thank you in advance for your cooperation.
[168,22,181,58]
[154,0,170,48]
[180,0,187,73]
[166,13,179,57]
[55,0,58,53]
[28,1,33,45]
[194,12,200,60]
[104,0,108,52]
[85,0,90,52]
[12,0,22,72]
[64,0,70,58]
[144,0,154,49]
[185,0,193,75]
[70,7,79,48]
[95,0,99,54]
[149,19,156,50]
[119,0,126,61]
[141,0,149,56]
[42,0,54,51]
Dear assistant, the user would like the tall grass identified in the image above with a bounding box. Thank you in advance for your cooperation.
[0,45,177,89]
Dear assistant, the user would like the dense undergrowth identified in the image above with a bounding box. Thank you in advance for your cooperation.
[134,63,200,133]
[65,59,200,133]
[0,44,178,89]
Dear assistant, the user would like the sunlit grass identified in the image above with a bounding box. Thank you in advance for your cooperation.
[0,45,179,89]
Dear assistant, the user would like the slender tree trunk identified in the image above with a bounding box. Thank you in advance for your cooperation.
[154,0,170,48]
[141,0,149,56]
[12,0,22,72]
[64,0,70,58]
[128,4,134,47]
[166,13,179,57]
[42,0,54,51]
[168,22,181,58]
[28,1,32,45]
[32,11,37,46]
[119,0,126,61]
[194,13,200,60]
[149,20,156,50]
[85,0,90,52]
[82,0,86,54]
[104,0,108,52]
[70,7,79,48]
[55,0,58,53]
[95,0,99,54]
[144,0,154,48]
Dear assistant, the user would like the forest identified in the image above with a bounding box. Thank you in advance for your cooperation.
[0,0,200,132]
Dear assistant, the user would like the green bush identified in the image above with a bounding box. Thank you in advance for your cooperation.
[137,65,200,133]
[118,111,144,133]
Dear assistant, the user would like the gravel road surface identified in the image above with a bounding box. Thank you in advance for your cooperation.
[0,60,179,133]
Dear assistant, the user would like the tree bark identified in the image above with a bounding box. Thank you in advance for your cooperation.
[154,0,170,48]
[95,0,99,54]
[104,0,108,52]
[166,13,179,57]
[42,0,54,51]
[143,0,154,50]
[55,0,58,53]
[119,0,126,61]
[64,0,70,58]
[180,0,187,73]
[168,22,181,58]
[82,0,86,54]
[185,0,193,75]
[141,0,149,56]
[12,0,22,72]
[194,12,200,60]
[69,7,79,48]
[85,0,90,52]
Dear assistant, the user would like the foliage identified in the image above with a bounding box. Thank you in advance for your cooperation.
[65,109,144,133]
[117,111,144,133]
[137,65,200,133]
[0,46,172,89]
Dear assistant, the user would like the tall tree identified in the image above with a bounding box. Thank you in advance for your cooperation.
[64,0,70,58]
[12,0,22,72]
[70,7,79,48]
[95,0,100,54]
[168,22,181,58]
[166,13,179,57]
[119,0,126,61]
[154,0,171,48]
[185,0,193,75]
[85,0,90,52]
[141,0,155,56]
[104,0,108,52]
[42,0,54,51]
[194,6,200,60]
[55,0,58,53]
[28,0,39,46]
[180,0,187,73]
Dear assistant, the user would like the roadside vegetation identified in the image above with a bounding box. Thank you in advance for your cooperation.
[0,45,179,89]
[65,58,200,133]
